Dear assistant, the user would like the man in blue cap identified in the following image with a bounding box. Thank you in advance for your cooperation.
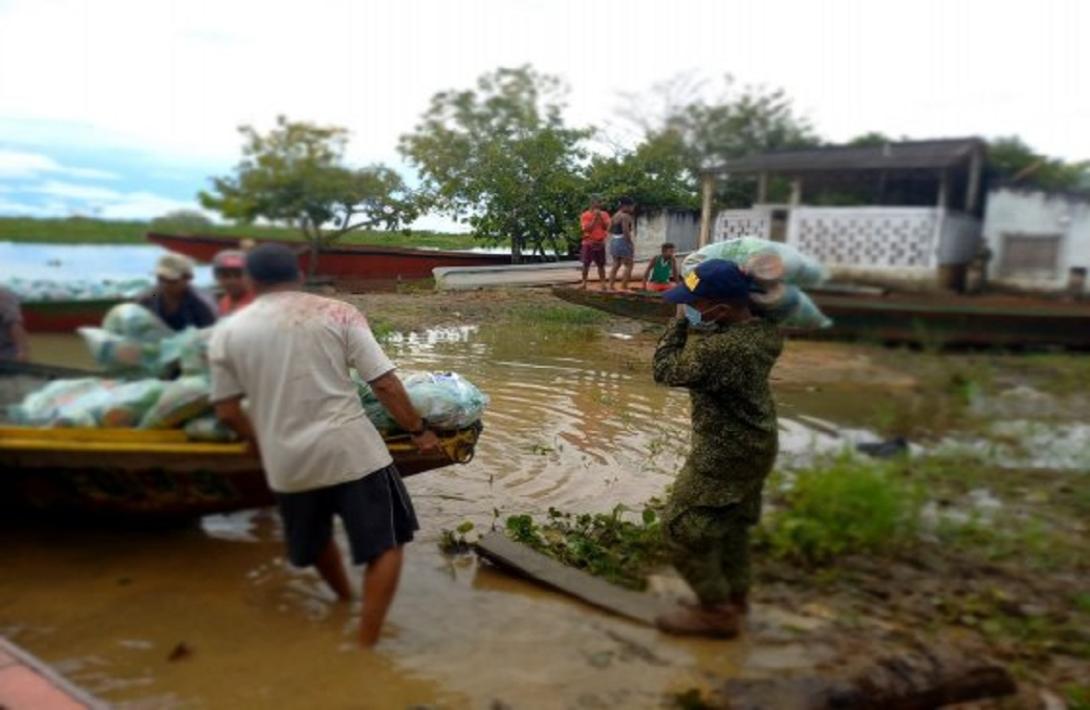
[652,259,783,637]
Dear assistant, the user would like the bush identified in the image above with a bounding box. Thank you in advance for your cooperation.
[760,456,922,565]
[149,209,214,234]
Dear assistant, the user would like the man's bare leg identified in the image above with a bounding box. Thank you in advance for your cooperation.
[580,262,590,289]
[597,264,607,291]
[315,538,352,602]
[359,545,404,647]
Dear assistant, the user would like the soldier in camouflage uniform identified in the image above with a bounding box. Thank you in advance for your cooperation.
[652,259,783,637]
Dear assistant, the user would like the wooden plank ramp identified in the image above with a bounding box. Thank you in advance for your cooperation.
[0,637,107,710]
[475,532,672,626]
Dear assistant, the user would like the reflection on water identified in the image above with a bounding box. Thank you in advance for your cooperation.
[6,322,896,708]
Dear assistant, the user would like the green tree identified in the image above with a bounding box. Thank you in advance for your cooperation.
[657,75,820,206]
[399,66,590,260]
[986,136,1090,192]
[149,209,214,234]
[584,130,699,214]
[200,116,416,278]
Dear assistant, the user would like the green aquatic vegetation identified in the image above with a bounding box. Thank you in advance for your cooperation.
[758,456,923,565]
[504,505,668,591]
[438,521,476,554]
[506,304,608,326]
[368,317,397,343]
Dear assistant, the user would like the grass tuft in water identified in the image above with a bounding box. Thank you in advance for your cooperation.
[758,456,923,565]
[506,303,608,326]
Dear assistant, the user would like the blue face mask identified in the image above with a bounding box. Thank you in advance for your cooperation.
[683,305,704,327]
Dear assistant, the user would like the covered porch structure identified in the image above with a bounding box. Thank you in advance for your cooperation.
[697,138,987,286]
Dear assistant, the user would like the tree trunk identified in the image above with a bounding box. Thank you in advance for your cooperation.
[307,238,320,282]
[511,234,522,264]
[715,648,1016,710]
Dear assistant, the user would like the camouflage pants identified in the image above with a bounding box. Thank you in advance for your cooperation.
[663,497,761,605]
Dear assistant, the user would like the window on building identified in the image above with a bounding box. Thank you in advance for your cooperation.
[999,233,1062,279]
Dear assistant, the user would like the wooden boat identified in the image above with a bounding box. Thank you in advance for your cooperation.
[21,297,123,333]
[147,232,511,283]
[0,362,482,519]
[552,286,1090,349]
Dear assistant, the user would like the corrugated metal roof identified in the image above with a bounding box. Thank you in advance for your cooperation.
[708,138,985,175]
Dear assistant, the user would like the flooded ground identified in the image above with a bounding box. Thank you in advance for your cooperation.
[4,289,1089,708]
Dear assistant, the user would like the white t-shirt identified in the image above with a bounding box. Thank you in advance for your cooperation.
[208,291,395,493]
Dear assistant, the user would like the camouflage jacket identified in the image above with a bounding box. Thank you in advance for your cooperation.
[653,317,783,509]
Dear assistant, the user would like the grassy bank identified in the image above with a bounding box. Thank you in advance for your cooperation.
[0,216,477,250]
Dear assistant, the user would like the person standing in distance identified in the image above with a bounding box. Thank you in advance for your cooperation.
[579,196,611,290]
[208,243,440,648]
[608,197,637,291]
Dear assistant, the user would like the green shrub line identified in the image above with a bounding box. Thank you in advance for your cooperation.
[0,216,473,250]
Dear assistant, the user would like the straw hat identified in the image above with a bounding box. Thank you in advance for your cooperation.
[155,253,195,280]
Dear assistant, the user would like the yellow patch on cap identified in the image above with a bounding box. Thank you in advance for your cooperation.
[684,271,700,291]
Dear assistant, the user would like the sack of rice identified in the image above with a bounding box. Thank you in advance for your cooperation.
[352,371,489,433]
[6,378,115,426]
[183,415,238,442]
[140,375,212,429]
[681,236,826,287]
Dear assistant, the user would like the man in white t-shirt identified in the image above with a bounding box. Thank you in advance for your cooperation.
[208,244,439,648]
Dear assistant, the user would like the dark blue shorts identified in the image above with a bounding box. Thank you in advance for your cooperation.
[275,465,419,567]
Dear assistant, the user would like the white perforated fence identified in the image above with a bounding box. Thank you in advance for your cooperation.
[786,207,942,269]
[713,210,771,242]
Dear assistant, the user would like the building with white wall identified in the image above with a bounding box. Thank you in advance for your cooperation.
[697,138,986,288]
[982,186,1090,292]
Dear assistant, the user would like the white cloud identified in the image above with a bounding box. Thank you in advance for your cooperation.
[10,179,208,220]
[0,149,118,180]
[0,0,1087,177]
[97,192,205,220]
[34,180,122,202]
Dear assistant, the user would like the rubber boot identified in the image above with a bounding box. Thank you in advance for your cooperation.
[655,602,741,638]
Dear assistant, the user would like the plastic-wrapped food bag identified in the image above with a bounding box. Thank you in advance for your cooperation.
[184,415,239,442]
[400,372,489,430]
[752,284,832,330]
[98,380,167,427]
[352,370,488,433]
[6,378,115,425]
[103,303,173,341]
[158,327,212,375]
[78,327,164,376]
[140,375,212,429]
[682,237,826,287]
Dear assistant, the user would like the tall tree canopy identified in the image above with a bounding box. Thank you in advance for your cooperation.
[626,75,820,207]
[583,130,699,213]
[399,66,589,259]
[200,116,415,276]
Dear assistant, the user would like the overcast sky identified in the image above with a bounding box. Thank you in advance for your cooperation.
[0,0,1086,226]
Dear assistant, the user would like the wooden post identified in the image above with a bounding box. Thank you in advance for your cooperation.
[699,172,715,247]
[757,172,768,203]
[789,177,802,206]
[965,147,982,214]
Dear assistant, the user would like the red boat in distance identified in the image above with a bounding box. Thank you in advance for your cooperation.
[146,232,511,287]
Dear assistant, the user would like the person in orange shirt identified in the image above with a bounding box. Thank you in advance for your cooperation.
[579,197,611,290]
[213,250,255,316]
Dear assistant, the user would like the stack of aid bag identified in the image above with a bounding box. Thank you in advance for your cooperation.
[680,237,832,330]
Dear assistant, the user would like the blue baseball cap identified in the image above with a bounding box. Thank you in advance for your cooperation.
[662,259,753,304]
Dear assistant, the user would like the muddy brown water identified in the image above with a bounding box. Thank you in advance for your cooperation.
[2,326,945,708]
